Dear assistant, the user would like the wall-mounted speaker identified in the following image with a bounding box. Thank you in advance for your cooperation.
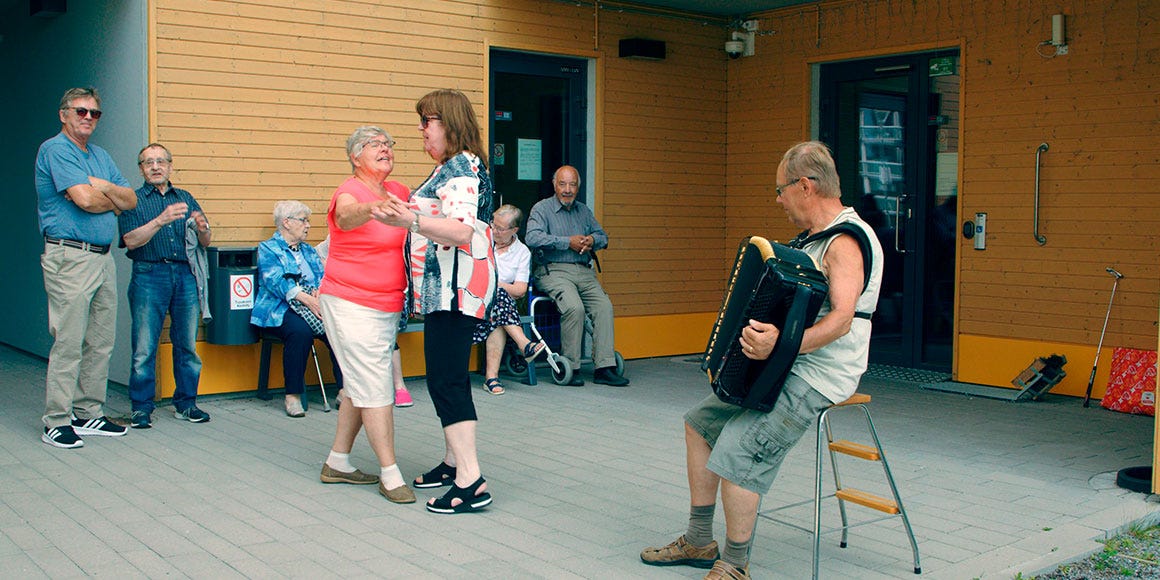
[618,38,665,60]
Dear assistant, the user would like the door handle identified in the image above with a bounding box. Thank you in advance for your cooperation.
[894,195,909,254]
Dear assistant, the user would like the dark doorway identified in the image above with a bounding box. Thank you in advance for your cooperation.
[489,50,588,229]
[819,50,960,371]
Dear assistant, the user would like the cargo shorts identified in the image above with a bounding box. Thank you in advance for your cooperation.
[685,374,832,495]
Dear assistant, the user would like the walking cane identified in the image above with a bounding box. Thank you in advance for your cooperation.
[1083,267,1123,408]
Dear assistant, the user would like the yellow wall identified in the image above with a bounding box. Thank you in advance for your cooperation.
[146,0,1160,397]
[958,334,1112,399]
[151,0,729,320]
[731,0,1160,384]
[156,311,714,397]
[147,0,731,395]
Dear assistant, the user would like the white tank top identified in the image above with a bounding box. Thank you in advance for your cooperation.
[790,207,885,403]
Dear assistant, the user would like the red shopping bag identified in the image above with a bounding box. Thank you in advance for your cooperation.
[1100,347,1157,416]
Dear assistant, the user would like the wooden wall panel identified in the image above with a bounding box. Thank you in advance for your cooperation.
[593,12,728,313]
[152,0,730,319]
[152,0,1158,363]
[731,0,1160,353]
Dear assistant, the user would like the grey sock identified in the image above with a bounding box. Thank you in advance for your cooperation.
[685,504,716,547]
[721,536,751,569]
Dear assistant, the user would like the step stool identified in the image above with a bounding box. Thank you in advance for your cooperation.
[758,393,920,578]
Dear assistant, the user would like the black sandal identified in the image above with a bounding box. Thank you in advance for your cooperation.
[426,476,492,514]
[413,462,456,489]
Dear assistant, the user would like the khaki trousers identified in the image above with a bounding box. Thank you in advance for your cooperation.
[533,262,617,370]
[41,244,117,428]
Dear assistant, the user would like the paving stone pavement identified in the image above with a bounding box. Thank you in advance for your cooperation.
[1,345,1157,579]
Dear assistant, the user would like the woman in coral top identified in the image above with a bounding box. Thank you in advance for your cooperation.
[316,126,415,505]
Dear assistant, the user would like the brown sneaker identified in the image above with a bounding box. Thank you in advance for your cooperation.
[640,535,719,568]
[379,482,417,504]
[704,560,750,579]
[320,464,379,485]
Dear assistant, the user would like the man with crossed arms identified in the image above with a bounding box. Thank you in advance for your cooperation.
[35,87,136,448]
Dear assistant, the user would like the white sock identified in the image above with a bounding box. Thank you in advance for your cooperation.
[326,451,355,473]
[381,464,405,489]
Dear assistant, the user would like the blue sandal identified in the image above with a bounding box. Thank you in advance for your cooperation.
[426,476,492,514]
[484,378,506,395]
[522,340,546,361]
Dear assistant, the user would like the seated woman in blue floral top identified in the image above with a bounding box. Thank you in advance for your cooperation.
[251,200,342,418]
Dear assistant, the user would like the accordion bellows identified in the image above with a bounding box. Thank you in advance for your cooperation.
[702,237,829,412]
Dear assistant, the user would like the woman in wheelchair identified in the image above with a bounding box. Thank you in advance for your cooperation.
[471,204,546,395]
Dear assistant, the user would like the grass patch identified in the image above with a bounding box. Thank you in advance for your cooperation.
[1026,524,1160,579]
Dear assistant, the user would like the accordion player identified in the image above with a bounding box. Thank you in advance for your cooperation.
[702,237,829,412]
[702,222,876,413]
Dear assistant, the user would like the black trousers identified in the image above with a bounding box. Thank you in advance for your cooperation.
[266,310,343,395]
[424,310,480,427]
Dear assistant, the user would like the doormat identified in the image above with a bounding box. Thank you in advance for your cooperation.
[864,364,951,384]
[921,381,1027,401]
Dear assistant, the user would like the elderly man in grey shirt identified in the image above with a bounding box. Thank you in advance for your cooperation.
[525,165,628,387]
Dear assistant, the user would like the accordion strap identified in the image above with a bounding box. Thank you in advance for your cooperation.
[789,222,874,292]
[790,222,875,319]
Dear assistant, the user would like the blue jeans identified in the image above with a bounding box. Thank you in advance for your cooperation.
[128,261,203,414]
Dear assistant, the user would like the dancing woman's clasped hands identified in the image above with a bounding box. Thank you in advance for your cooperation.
[369,195,414,227]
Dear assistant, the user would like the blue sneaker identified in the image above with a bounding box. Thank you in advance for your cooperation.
[130,411,152,429]
[174,407,210,423]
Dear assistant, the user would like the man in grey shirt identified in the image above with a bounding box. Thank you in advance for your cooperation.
[525,165,628,387]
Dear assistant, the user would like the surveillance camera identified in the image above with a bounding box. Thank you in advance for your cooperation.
[725,40,744,59]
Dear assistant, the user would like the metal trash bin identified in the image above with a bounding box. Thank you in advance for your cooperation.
[205,245,258,345]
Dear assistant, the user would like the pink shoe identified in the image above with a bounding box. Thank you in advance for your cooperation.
[395,388,414,408]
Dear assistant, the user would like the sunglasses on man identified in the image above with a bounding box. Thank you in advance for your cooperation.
[63,106,103,120]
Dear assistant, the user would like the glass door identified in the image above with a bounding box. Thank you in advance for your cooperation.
[489,50,588,230]
[820,51,959,370]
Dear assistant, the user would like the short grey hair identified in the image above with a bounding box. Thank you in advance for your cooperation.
[781,141,841,199]
[492,204,523,227]
[273,200,311,230]
[137,143,172,162]
[59,87,100,110]
[345,125,394,171]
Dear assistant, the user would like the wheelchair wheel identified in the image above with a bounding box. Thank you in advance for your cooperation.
[551,355,574,385]
[504,351,528,376]
[614,351,626,376]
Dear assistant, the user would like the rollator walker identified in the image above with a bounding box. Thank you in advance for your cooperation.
[499,288,625,385]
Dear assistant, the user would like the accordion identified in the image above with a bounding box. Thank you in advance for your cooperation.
[702,237,829,412]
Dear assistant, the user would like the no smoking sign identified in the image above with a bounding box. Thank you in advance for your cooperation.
[230,274,254,310]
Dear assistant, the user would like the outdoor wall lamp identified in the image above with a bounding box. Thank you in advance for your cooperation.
[1037,13,1069,57]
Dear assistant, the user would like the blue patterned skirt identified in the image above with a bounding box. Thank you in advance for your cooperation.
[472,288,521,344]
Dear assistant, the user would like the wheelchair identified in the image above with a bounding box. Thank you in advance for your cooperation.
[499,290,624,385]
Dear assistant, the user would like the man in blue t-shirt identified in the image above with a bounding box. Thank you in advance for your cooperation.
[34,87,137,449]
[118,144,213,429]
